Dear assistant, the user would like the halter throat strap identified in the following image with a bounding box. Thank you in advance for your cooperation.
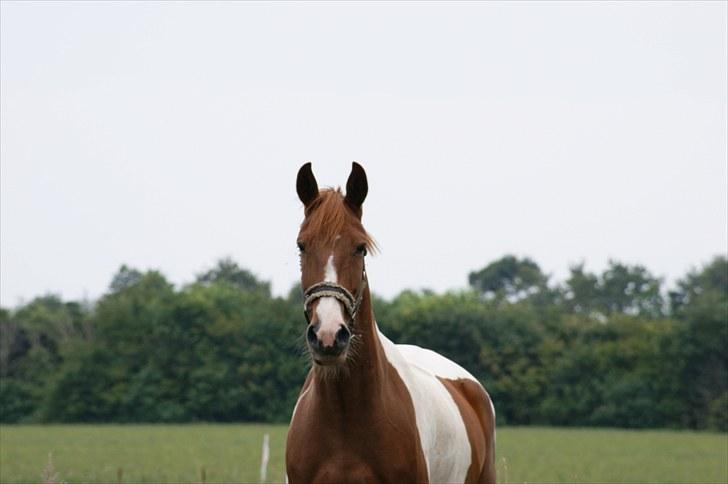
[303,268,368,326]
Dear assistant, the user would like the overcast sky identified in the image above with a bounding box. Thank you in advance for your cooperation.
[1,1,726,306]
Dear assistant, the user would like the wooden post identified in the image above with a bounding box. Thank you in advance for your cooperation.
[260,433,270,483]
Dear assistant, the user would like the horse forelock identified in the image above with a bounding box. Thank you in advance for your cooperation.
[299,188,377,252]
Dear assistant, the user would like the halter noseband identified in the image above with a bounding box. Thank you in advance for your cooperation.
[303,266,368,326]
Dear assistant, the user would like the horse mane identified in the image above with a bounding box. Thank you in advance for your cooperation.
[300,188,377,252]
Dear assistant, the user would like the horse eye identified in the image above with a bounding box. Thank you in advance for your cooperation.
[355,244,367,256]
[297,241,305,253]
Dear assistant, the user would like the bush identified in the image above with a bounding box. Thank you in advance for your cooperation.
[707,392,728,431]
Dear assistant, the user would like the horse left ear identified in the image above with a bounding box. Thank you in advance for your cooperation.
[297,162,319,207]
[345,162,368,214]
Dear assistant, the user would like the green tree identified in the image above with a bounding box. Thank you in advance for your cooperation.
[469,255,549,302]
[196,257,271,297]
[0,295,90,422]
[44,270,179,421]
[600,262,664,317]
[669,255,728,314]
[564,261,664,318]
[109,265,144,293]
[670,256,728,429]
[2,255,724,429]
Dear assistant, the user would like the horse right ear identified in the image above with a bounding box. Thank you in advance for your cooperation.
[296,162,319,207]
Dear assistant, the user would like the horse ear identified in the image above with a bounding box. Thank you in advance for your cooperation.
[345,162,368,213]
[296,162,319,207]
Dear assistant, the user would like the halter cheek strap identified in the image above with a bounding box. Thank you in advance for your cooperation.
[303,267,368,326]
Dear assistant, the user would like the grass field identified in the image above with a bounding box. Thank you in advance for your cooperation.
[1,425,726,483]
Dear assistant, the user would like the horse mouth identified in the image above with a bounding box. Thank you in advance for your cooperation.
[312,352,347,366]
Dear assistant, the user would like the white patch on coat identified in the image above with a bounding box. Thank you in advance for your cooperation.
[399,343,496,445]
[377,325,471,483]
[315,254,345,339]
[396,344,479,382]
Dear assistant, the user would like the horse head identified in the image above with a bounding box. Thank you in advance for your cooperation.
[296,162,375,367]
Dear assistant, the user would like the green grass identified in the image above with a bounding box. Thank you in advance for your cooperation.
[494,427,727,483]
[0,425,725,483]
[0,424,287,484]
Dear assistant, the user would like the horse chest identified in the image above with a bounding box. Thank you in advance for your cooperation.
[306,450,422,484]
[287,391,428,484]
[289,447,425,484]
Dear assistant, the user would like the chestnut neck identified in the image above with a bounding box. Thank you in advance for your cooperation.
[312,286,387,404]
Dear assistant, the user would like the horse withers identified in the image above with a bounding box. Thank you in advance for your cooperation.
[285,163,496,484]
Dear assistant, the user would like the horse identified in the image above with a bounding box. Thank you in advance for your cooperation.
[285,162,496,484]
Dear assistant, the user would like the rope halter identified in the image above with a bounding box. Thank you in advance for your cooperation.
[303,267,368,326]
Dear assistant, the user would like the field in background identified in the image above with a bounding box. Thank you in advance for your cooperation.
[1,425,726,483]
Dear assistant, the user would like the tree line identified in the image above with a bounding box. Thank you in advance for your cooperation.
[1,255,726,430]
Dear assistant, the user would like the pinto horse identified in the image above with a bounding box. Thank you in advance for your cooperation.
[286,163,496,484]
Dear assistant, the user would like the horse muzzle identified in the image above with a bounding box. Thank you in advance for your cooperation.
[306,322,351,364]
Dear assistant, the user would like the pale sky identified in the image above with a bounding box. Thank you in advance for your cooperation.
[1,1,726,306]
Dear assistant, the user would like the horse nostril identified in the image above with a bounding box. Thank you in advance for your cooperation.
[306,324,318,346]
[335,325,351,346]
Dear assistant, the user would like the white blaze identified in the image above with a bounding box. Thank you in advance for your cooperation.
[314,254,345,341]
[324,253,337,281]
